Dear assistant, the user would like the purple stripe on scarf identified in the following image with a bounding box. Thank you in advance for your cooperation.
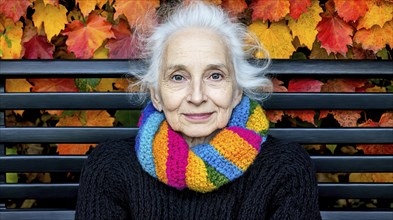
[166,127,188,189]
[227,127,262,152]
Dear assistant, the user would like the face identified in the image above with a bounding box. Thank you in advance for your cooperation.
[150,28,243,139]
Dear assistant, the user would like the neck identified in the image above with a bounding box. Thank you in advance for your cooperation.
[183,130,219,148]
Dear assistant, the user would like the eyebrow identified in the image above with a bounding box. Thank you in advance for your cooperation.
[165,63,228,72]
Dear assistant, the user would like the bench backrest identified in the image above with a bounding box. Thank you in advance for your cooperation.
[1,60,392,220]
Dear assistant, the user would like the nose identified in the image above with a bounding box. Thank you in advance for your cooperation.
[187,80,206,105]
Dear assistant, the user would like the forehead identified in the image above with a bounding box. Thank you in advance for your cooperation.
[164,28,230,67]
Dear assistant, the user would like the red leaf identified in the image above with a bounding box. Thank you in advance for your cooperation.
[334,0,368,22]
[357,144,393,155]
[272,78,288,92]
[332,110,362,127]
[62,14,114,59]
[316,14,353,55]
[251,0,290,22]
[288,79,323,92]
[22,35,54,59]
[105,18,140,59]
[319,110,331,120]
[0,0,30,22]
[359,119,380,127]
[379,112,393,127]
[289,0,312,20]
[266,110,284,123]
[285,110,316,126]
[29,79,78,92]
[321,79,368,92]
[221,0,248,16]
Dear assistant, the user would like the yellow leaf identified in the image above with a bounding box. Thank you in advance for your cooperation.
[5,79,32,92]
[85,110,115,126]
[357,0,393,30]
[366,86,387,92]
[0,16,23,58]
[95,78,118,91]
[372,173,393,182]
[76,0,98,16]
[349,173,373,182]
[32,0,68,41]
[288,0,322,49]
[249,20,295,58]
[93,44,109,58]
[354,20,393,52]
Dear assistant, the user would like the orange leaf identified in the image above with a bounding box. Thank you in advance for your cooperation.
[57,143,96,155]
[288,78,323,92]
[357,0,393,30]
[319,110,331,120]
[114,78,132,91]
[357,144,393,154]
[354,20,393,53]
[334,0,368,22]
[372,173,393,182]
[0,0,30,22]
[266,110,284,123]
[379,112,393,127]
[62,13,114,58]
[359,119,379,127]
[331,110,362,127]
[56,114,83,126]
[285,110,316,126]
[221,0,248,16]
[289,0,311,20]
[250,0,290,22]
[321,79,368,92]
[113,0,159,27]
[272,78,288,92]
[6,79,32,92]
[316,14,353,55]
[29,78,78,92]
[85,110,115,126]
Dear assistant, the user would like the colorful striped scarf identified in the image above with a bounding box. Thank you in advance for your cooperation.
[135,96,269,193]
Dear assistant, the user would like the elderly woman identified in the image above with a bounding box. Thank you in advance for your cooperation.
[76,2,321,220]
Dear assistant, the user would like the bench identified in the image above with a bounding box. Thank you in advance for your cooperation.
[0,59,392,220]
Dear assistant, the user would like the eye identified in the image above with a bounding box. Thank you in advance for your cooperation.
[210,72,223,80]
[171,74,185,81]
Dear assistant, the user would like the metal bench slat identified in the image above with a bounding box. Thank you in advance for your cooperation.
[1,183,392,199]
[1,155,393,172]
[1,127,392,144]
[1,93,393,109]
[1,60,392,76]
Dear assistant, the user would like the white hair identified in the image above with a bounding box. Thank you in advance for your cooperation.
[132,1,273,101]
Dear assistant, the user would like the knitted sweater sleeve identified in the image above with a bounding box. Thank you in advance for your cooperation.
[268,142,322,220]
[75,140,132,220]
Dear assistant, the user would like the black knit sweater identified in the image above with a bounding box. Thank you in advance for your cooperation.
[75,136,321,219]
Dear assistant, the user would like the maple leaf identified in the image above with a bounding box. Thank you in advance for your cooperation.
[105,18,141,59]
[366,85,387,92]
[95,78,117,91]
[288,79,323,92]
[354,20,393,53]
[43,0,59,7]
[0,16,23,58]
[331,110,362,127]
[289,0,311,20]
[321,79,368,92]
[113,0,159,27]
[349,173,373,182]
[288,0,322,49]
[29,78,78,92]
[5,79,32,92]
[32,0,68,41]
[359,119,380,127]
[250,0,290,22]
[357,0,393,30]
[285,110,316,126]
[309,40,336,59]
[76,0,98,16]
[334,0,368,22]
[265,110,284,123]
[62,13,114,59]
[114,78,132,91]
[272,78,287,92]
[319,110,331,120]
[221,0,248,16]
[379,112,393,127]
[0,0,30,23]
[57,144,96,155]
[85,110,115,126]
[248,20,295,58]
[93,44,109,58]
[372,173,393,182]
[316,13,354,55]
[22,35,54,59]
[357,144,393,154]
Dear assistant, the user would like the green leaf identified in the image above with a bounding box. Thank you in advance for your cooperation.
[291,52,307,60]
[326,144,337,154]
[61,110,77,117]
[75,78,101,92]
[115,110,141,127]
[6,147,18,183]
[376,48,389,60]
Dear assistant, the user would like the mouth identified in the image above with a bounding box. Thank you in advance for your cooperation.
[183,112,213,121]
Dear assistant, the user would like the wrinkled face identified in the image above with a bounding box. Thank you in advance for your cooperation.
[150,28,243,138]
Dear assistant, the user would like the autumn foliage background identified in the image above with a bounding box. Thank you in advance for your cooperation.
[1,0,392,209]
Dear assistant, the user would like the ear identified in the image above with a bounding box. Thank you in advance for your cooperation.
[149,87,163,112]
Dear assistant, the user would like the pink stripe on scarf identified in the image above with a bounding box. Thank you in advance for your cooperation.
[166,127,189,189]
[227,127,262,151]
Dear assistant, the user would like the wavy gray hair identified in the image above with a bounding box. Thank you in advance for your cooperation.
[132,1,272,101]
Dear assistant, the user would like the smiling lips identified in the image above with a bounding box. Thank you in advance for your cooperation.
[183,112,213,121]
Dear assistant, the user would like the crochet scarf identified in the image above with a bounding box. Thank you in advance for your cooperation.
[135,96,269,193]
